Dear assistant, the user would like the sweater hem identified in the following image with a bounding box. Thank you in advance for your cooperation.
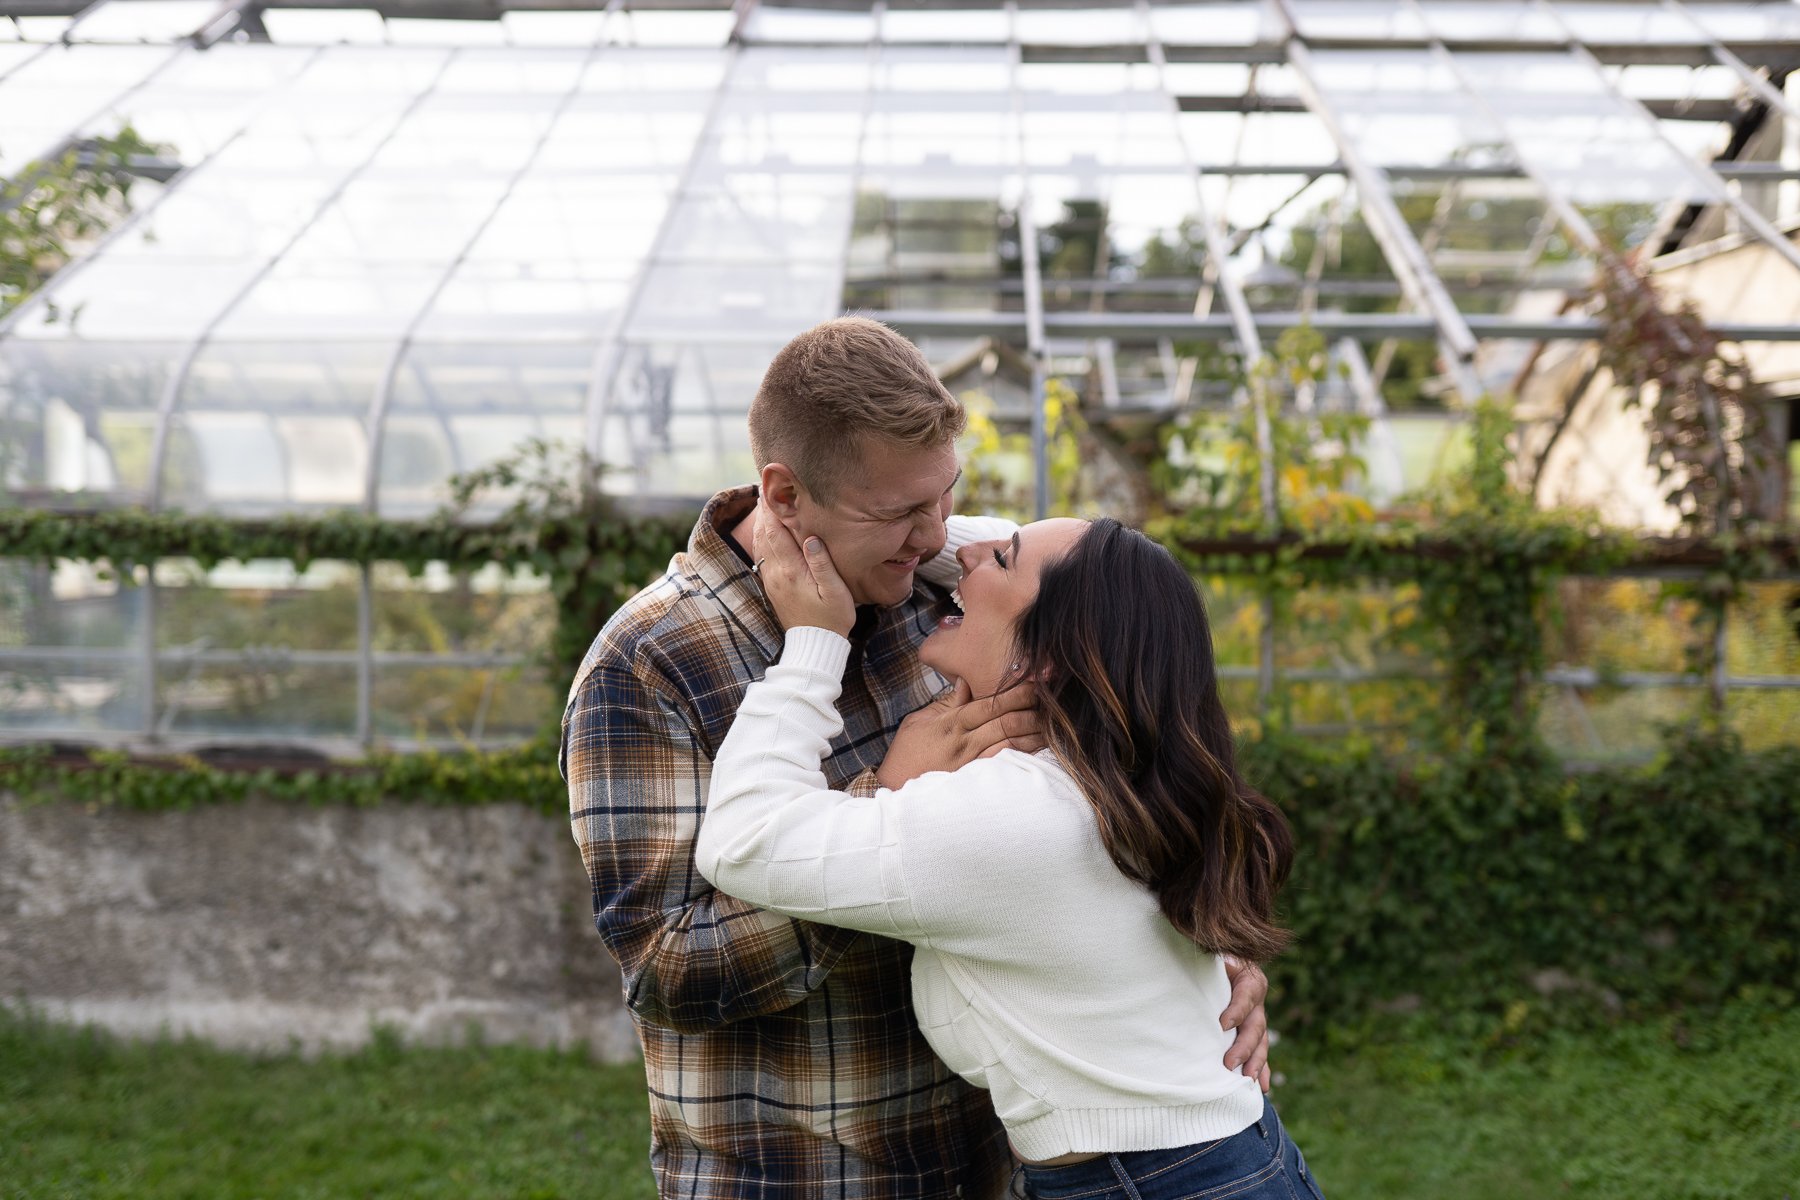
[1006,1085,1267,1162]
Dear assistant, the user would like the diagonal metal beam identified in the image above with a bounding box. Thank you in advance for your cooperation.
[1005,0,1052,519]
[1267,0,1484,402]
[1530,0,1800,278]
[1658,0,1800,123]
[1139,0,1278,529]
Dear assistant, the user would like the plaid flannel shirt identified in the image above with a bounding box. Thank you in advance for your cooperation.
[561,486,1019,1200]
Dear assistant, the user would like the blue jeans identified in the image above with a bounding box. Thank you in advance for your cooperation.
[1018,1099,1325,1200]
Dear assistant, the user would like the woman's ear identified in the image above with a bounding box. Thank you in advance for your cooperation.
[759,463,804,519]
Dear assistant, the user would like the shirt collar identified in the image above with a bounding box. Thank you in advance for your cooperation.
[686,485,784,662]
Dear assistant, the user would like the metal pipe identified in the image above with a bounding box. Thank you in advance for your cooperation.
[1659,0,1800,122]
[1269,1,1486,401]
[1534,0,1800,279]
[874,309,1800,342]
[1007,1,1051,519]
[1140,0,1278,533]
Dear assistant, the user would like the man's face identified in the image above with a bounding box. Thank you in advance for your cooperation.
[789,438,961,608]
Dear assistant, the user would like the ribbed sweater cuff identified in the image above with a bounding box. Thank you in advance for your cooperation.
[1007,1087,1267,1162]
[779,626,852,677]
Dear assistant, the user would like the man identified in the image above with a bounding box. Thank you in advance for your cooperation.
[562,317,1270,1199]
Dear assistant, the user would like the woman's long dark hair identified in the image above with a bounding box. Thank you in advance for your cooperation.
[1009,519,1294,963]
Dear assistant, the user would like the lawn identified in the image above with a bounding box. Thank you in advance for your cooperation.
[4,1003,1796,1199]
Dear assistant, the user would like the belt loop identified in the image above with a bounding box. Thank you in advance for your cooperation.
[1256,1118,1269,1139]
[1106,1154,1147,1200]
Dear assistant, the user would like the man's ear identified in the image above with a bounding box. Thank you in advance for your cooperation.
[760,463,805,519]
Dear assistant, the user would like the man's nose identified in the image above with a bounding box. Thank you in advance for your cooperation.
[911,506,947,553]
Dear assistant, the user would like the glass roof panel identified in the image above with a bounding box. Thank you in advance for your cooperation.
[629,261,847,340]
[594,339,764,499]
[15,15,76,42]
[1551,2,1706,44]
[70,1,216,44]
[387,18,509,47]
[260,7,387,45]
[608,11,734,49]
[0,43,172,177]
[662,180,857,265]
[456,174,669,267]
[499,11,609,46]
[1687,2,1800,42]
[743,6,878,44]
[1416,2,1563,42]
[1451,50,1720,205]
[579,46,728,92]
[71,43,319,164]
[162,345,385,512]
[1290,0,1428,41]
[1179,111,1340,169]
[1015,6,1143,45]
[1146,3,1272,46]
[0,339,183,503]
[13,257,270,342]
[881,8,1010,44]
[157,340,388,513]
[377,341,591,517]
[1305,49,1512,169]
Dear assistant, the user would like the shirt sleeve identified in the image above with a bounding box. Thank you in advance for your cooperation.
[562,645,863,1033]
[696,627,1032,946]
[918,513,1020,589]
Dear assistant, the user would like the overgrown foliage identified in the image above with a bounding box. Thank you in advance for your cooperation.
[1585,257,1779,534]
[0,443,692,684]
[0,739,563,815]
[1,128,163,322]
[1248,729,1798,1032]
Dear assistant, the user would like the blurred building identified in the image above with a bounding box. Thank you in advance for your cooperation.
[5,0,1800,749]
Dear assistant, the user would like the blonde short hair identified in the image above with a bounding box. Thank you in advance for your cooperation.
[749,317,965,504]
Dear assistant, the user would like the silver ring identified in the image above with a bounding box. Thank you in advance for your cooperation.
[751,557,766,574]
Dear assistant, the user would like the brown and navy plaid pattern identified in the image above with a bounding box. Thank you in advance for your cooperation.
[561,486,1012,1199]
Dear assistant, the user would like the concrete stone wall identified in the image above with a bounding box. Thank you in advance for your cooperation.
[0,794,640,1062]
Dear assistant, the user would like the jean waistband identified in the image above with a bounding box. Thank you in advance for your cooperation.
[1018,1097,1277,1200]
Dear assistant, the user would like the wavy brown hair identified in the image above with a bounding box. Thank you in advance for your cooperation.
[1007,518,1294,963]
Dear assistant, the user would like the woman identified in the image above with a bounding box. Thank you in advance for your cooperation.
[695,514,1323,1200]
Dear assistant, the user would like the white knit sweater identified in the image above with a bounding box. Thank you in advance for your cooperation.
[695,626,1266,1163]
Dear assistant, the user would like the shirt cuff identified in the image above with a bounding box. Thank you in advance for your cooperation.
[780,626,852,677]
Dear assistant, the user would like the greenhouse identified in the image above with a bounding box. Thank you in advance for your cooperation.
[3,0,1799,752]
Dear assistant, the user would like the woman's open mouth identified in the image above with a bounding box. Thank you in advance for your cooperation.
[939,586,965,628]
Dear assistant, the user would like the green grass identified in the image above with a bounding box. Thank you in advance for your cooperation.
[1276,1006,1800,1200]
[4,1004,1797,1199]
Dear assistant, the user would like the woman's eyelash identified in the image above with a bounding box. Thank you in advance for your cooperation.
[992,547,1007,568]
